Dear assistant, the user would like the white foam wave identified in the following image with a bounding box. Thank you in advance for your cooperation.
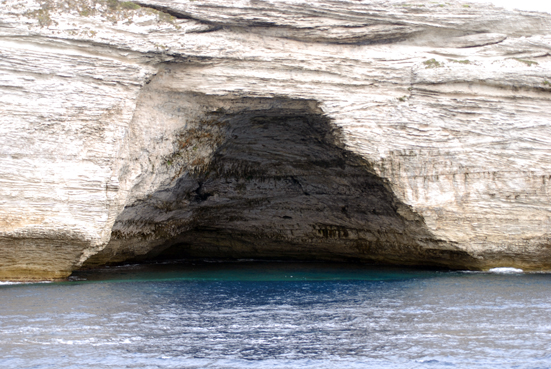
[488,267,524,274]
[0,281,52,285]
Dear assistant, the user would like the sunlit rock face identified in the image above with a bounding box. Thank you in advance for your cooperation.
[1,0,551,279]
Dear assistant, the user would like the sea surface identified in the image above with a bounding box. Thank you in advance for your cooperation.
[0,261,550,369]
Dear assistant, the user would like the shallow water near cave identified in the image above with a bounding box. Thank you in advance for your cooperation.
[1,262,550,369]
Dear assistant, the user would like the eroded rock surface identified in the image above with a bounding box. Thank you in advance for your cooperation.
[1,0,551,279]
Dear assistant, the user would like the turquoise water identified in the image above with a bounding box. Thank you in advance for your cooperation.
[1,261,550,368]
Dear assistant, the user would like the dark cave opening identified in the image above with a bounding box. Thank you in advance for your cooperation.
[82,95,473,269]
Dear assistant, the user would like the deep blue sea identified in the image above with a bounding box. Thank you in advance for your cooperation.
[1,261,550,369]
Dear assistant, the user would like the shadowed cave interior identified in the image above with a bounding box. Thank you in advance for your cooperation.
[82,95,474,269]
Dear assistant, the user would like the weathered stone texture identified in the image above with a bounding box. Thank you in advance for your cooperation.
[1,0,551,279]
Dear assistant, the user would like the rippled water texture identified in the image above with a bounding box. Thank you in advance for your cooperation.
[1,262,550,368]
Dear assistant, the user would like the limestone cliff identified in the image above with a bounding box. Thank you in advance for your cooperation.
[2,0,551,280]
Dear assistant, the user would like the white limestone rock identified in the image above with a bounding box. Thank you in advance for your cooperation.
[1,0,551,279]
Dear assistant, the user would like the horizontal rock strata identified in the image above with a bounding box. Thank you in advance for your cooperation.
[1,0,551,279]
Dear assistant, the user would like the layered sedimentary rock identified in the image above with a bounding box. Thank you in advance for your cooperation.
[1,0,551,279]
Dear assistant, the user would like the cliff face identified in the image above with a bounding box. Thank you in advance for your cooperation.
[2,0,551,280]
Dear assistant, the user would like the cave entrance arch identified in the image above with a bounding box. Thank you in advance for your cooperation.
[83,94,471,269]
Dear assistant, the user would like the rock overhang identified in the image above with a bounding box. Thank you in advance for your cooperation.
[85,92,473,269]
